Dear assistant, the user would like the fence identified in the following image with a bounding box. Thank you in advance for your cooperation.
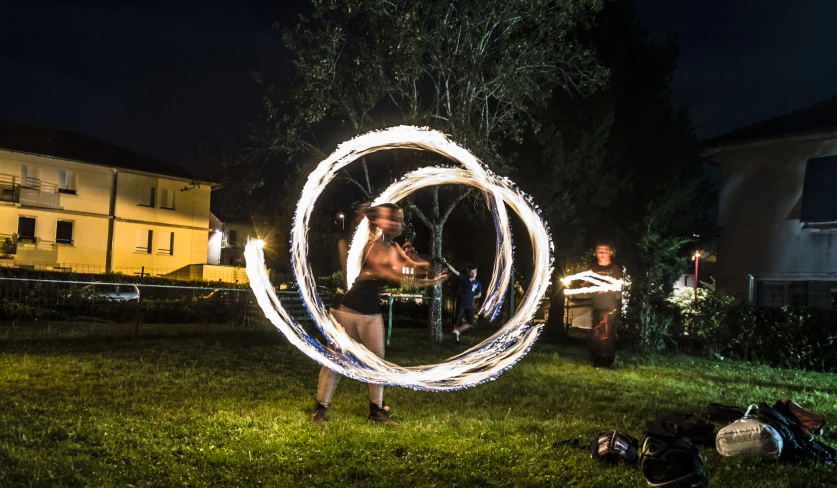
[0,271,546,338]
[0,260,259,284]
[0,276,331,331]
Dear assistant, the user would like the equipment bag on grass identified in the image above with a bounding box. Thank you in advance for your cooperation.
[757,402,836,466]
[646,412,716,447]
[716,404,782,459]
[776,399,825,437]
[700,403,747,424]
[589,431,639,464]
[640,435,708,488]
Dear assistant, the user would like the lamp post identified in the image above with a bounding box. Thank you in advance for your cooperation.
[338,213,345,229]
[692,250,701,303]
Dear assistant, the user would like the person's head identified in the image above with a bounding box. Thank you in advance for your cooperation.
[365,203,404,239]
[467,265,478,280]
[594,240,615,265]
[403,241,417,258]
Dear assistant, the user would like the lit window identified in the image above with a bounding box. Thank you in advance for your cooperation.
[56,220,74,244]
[58,170,77,194]
[18,216,35,241]
[136,229,152,253]
[158,231,173,255]
[138,186,156,207]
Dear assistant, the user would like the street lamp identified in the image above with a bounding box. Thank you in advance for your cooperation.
[692,250,701,303]
[338,213,345,229]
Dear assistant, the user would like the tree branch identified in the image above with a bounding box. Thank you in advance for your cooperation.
[408,203,433,229]
[337,172,371,199]
[440,188,473,226]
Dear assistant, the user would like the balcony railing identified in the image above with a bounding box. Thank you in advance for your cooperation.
[0,175,21,203]
[0,174,62,208]
[1,233,17,255]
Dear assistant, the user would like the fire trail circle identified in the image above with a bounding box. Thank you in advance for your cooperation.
[245,126,553,391]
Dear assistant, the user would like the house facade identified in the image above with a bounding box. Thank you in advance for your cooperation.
[0,120,218,278]
[706,99,837,309]
[207,189,257,268]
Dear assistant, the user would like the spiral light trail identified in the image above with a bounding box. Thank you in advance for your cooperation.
[245,126,553,391]
[560,271,624,295]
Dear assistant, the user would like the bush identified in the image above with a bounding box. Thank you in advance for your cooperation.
[691,296,837,371]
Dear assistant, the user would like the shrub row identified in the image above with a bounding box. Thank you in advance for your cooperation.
[694,304,837,371]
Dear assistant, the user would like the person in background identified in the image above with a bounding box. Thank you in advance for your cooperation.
[587,240,623,369]
[443,262,482,343]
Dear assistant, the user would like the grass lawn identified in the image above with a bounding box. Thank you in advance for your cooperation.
[1,322,836,487]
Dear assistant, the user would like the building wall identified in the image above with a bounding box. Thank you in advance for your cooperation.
[711,134,837,307]
[219,221,255,267]
[111,172,211,271]
[0,148,213,276]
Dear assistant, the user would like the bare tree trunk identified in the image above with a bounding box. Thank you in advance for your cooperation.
[428,188,443,342]
[409,187,472,343]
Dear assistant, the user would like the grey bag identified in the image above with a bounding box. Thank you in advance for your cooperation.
[716,404,783,459]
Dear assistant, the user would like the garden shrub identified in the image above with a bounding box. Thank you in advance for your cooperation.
[690,295,837,371]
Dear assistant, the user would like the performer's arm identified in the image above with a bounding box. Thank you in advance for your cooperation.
[444,261,460,277]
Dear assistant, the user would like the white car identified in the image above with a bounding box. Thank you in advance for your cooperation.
[74,284,140,302]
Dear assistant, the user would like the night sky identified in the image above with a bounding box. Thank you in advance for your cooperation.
[2,0,836,164]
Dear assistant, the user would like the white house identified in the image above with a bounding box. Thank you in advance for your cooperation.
[0,120,245,282]
[705,98,837,309]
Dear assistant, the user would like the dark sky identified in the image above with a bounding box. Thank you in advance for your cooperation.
[637,0,837,138]
[2,0,836,164]
[0,0,302,163]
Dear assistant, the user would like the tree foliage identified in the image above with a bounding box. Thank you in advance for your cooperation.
[250,0,609,342]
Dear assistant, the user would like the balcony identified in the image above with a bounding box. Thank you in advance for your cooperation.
[1,233,17,255]
[0,175,21,203]
[0,174,61,208]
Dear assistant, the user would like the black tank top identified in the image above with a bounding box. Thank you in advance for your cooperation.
[340,277,383,314]
[340,241,398,314]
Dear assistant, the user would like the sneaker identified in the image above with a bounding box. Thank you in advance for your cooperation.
[368,402,397,425]
[452,329,460,343]
[311,403,328,424]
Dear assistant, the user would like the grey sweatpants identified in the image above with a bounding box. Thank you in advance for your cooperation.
[316,307,385,408]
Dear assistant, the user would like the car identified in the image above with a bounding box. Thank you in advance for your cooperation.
[277,282,331,296]
[71,283,140,302]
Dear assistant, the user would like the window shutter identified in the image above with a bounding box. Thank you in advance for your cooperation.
[136,229,151,253]
[158,231,173,255]
[801,155,837,223]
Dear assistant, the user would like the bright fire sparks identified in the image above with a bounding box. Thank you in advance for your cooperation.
[245,126,553,391]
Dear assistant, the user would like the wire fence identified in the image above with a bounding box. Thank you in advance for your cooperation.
[0,276,331,331]
[0,261,266,284]
[0,271,550,339]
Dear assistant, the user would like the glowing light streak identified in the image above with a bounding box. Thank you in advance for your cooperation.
[561,270,624,295]
[347,166,512,321]
[245,126,553,391]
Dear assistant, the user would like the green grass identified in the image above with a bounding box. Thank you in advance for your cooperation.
[1,323,836,487]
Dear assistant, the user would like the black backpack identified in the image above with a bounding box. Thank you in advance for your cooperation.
[700,403,747,424]
[757,402,836,466]
[640,435,708,488]
[646,412,716,447]
[589,431,639,464]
